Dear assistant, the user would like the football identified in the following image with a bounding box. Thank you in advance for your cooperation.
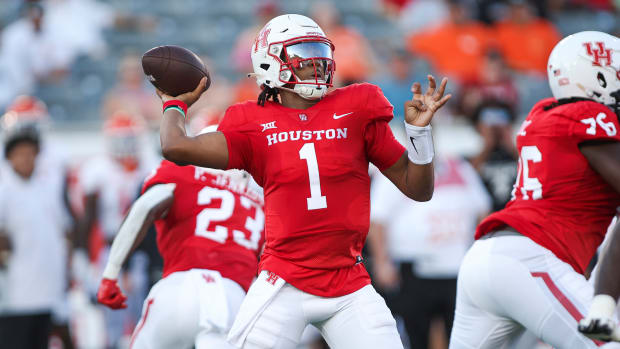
[141,45,211,97]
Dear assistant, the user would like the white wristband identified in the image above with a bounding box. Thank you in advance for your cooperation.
[405,123,434,164]
[102,263,122,280]
[587,294,617,319]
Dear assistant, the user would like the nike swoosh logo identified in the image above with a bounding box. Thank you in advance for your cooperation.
[410,137,418,153]
[333,112,353,120]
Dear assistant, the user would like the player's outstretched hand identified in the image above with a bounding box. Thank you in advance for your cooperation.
[405,75,451,127]
[156,77,208,108]
[97,278,127,310]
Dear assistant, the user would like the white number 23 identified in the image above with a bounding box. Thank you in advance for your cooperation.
[194,187,263,250]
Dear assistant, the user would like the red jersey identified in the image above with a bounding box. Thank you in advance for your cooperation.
[218,83,405,297]
[477,98,620,274]
[142,160,264,292]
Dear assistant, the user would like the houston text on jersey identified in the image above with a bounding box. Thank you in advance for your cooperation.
[266,128,348,146]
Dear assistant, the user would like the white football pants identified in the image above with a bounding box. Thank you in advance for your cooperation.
[450,231,620,349]
[130,269,245,349]
[228,270,403,349]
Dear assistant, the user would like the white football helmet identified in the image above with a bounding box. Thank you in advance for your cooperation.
[250,14,336,100]
[547,31,620,114]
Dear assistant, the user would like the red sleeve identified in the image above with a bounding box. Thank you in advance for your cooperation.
[364,121,406,171]
[141,160,176,194]
[364,83,394,123]
[217,104,254,171]
[568,102,620,143]
[361,84,403,170]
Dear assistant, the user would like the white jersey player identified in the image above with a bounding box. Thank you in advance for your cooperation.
[0,115,72,348]
[0,95,75,348]
[77,111,156,345]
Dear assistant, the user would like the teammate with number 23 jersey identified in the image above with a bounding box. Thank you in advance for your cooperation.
[450,31,620,349]
[141,160,264,292]
[97,158,264,349]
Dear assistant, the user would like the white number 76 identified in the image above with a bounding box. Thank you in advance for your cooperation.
[581,113,617,136]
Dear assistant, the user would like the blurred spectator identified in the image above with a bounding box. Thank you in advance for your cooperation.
[102,53,161,129]
[76,112,157,347]
[0,2,72,109]
[407,0,494,84]
[0,114,74,348]
[369,154,491,349]
[45,0,157,60]
[45,0,115,60]
[469,104,518,211]
[493,0,560,76]
[454,51,519,211]
[230,0,281,74]
[372,48,426,122]
[457,50,519,120]
[0,95,76,347]
[310,0,378,85]
[396,0,449,35]
[230,1,263,105]
[0,0,156,112]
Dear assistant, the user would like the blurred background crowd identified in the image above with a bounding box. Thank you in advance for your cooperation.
[0,0,618,348]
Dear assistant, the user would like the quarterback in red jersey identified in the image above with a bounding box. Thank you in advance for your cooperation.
[96,155,264,349]
[157,13,450,349]
[450,31,620,349]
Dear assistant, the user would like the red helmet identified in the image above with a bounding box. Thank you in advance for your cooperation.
[1,95,49,133]
[103,111,143,136]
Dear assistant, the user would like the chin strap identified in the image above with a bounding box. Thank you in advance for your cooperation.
[251,72,328,104]
[609,89,620,117]
[277,80,327,100]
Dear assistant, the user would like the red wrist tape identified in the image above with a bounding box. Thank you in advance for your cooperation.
[163,100,188,115]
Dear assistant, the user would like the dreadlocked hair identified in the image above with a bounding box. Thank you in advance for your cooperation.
[257,84,280,106]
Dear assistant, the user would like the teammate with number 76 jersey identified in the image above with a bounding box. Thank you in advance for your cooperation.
[450,31,620,349]
[96,158,264,349]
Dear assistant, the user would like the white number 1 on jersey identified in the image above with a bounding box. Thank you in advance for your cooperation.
[299,143,327,210]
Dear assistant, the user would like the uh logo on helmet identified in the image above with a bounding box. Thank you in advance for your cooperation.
[547,31,620,115]
[250,14,336,100]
